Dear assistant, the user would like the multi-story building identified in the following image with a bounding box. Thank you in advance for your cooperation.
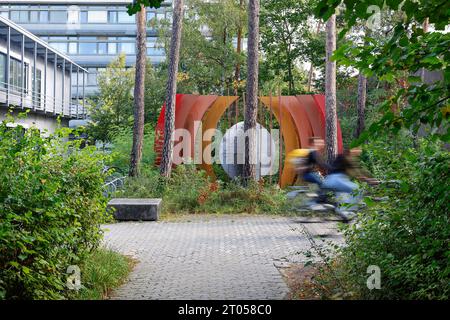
[0,15,87,132]
[0,0,172,96]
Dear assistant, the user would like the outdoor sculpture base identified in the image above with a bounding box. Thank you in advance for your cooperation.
[108,198,162,221]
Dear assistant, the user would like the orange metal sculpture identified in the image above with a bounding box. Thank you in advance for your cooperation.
[154,94,343,188]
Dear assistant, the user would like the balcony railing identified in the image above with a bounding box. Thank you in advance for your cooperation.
[0,81,87,119]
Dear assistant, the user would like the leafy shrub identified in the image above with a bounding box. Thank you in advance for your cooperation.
[116,167,164,199]
[329,137,450,299]
[201,179,288,214]
[0,117,110,299]
[109,125,155,173]
[163,164,211,213]
[116,162,289,215]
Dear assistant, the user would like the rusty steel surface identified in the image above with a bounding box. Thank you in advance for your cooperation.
[200,96,239,178]
[154,94,343,187]
[259,96,300,188]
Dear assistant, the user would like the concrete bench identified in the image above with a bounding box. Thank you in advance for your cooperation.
[108,198,162,221]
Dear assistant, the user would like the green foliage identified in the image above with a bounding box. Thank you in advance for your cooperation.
[73,248,133,300]
[163,164,211,213]
[86,55,165,143]
[115,162,289,215]
[260,0,318,94]
[86,54,135,144]
[339,138,449,299]
[315,0,449,31]
[315,0,449,144]
[127,0,164,15]
[0,115,111,299]
[117,167,165,199]
[109,125,156,172]
[156,0,246,95]
[145,62,166,124]
[201,180,288,214]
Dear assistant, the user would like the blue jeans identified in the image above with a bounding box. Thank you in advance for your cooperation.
[303,172,323,186]
[322,173,357,193]
[323,173,361,210]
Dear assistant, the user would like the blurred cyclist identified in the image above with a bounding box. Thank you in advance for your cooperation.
[323,147,377,220]
[302,137,330,187]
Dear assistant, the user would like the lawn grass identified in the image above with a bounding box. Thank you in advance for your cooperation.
[73,248,136,300]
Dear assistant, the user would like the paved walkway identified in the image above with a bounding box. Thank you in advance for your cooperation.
[102,215,343,300]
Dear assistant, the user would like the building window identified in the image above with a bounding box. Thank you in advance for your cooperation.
[40,11,49,23]
[79,42,97,55]
[51,42,68,53]
[0,53,6,88]
[119,42,135,55]
[88,11,108,23]
[67,8,80,24]
[87,68,97,86]
[80,11,88,23]
[11,10,28,23]
[108,42,117,55]
[9,57,29,94]
[118,11,135,23]
[147,11,156,21]
[32,68,42,106]
[147,47,165,56]
[68,42,78,54]
[49,10,67,23]
[98,42,107,54]
[108,11,118,23]
[29,11,39,22]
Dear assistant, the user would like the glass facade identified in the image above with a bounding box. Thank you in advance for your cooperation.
[0,2,171,94]
[0,53,29,93]
[0,5,170,25]
[0,53,6,87]
[32,68,42,105]
[41,36,164,57]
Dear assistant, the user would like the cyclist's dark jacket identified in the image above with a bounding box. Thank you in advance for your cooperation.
[304,150,330,174]
[328,154,350,174]
[329,154,371,178]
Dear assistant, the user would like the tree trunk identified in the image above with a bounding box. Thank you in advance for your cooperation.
[231,0,244,121]
[325,14,337,164]
[287,53,293,95]
[244,0,259,182]
[129,5,147,177]
[160,0,184,178]
[354,72,367,138]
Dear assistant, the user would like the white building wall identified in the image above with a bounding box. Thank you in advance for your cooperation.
[0,38,71,115]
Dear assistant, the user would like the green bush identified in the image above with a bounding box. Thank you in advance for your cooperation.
[163,164,211,213]
[116,162,289,215]
[109,125,155,173]
[116,167,164,199]
[201,180,288,214]
[0,117,110,299]
[331,137,450,299]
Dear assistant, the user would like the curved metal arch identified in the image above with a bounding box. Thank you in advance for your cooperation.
[154,94,343,188]
[199,96,239,178]
[259,96,300,188]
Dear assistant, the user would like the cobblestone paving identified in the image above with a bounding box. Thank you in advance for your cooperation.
[103,215,343,300]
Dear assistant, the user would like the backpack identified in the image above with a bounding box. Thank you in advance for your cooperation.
[286,149,311,174]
